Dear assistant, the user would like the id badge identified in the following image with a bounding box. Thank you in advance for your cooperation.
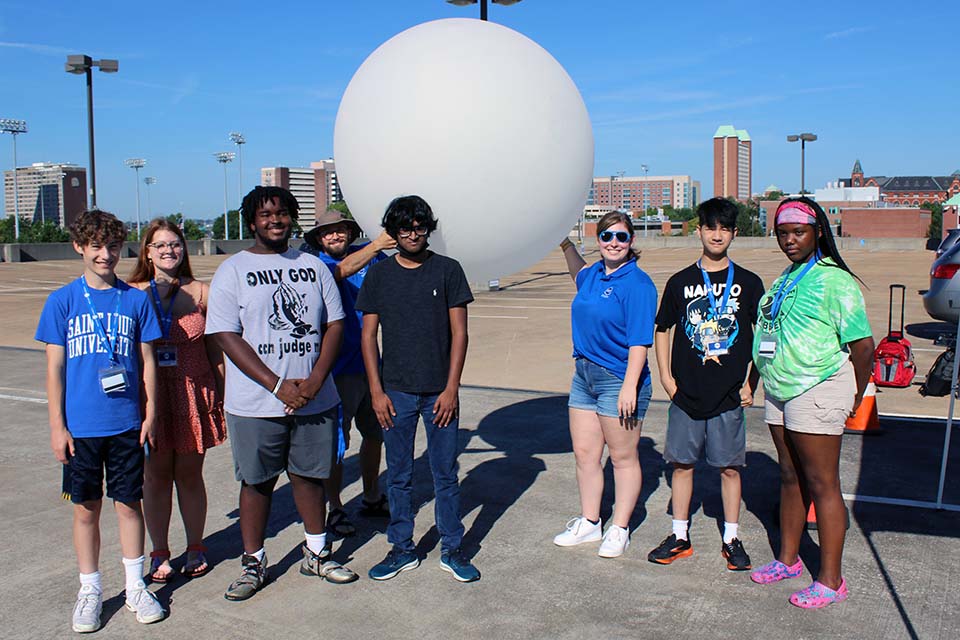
[757,333,777,359]
[99,364,129,394]
[157,345,178,368]
[705,338,729,357]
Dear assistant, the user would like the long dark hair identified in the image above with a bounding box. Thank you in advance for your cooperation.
[128,218,194,284]
[776,196,862,283]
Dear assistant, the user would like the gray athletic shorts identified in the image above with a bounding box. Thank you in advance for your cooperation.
[664,404,746,468]
[226,408,338,485]
[334,373,382,444]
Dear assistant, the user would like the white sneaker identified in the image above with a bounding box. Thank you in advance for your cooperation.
[553,517,602,546]
[598,525,630,558]
[125,580,165,624]
[72,584,102,633]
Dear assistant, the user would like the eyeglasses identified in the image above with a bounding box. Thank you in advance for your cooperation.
[397,226,429,238]
[598,230,631,243]
[320,227,349,237]
[148,241,183,251]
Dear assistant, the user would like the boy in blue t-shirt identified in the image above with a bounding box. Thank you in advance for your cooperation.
[35,210,165,633]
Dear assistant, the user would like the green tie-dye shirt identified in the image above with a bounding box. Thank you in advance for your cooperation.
[752,257,872,401]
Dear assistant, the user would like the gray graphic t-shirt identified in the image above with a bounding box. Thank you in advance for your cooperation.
[206,248,344,417]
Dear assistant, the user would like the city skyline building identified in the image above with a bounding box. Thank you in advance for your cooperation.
[587,174,700,213]
[840,159,960,206]
[260,158,341,230]
[713,125,751,201]
[3,162,87,228]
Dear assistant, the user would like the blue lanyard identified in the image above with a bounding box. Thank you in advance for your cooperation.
[79,277,122,364]
[770,254,819,320]
[697,259,734,320]
[149,279,178,340]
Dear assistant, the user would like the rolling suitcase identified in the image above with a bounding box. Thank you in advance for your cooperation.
[873,284,916,388]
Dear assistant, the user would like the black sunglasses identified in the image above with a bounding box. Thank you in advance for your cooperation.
[598,230,631,243]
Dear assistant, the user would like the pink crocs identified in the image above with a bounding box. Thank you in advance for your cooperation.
[750,559,804,584]
[789,578,848,609]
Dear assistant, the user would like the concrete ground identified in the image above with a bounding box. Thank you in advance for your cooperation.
[1,243,959,639]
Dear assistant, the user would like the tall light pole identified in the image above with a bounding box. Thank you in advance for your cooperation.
[229,132,245,240]
[214,152,235,240]
[787,133,817,194]
[125,158,146,238]
[641,163,649,237]
[0,119,27,240]
[446,0,522,21]
[144,177,156,220]
[65,55,118,209]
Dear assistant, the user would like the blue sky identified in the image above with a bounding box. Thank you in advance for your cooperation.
[2,0,957,222]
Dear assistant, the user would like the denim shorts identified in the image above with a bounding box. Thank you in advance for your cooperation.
[568,357,652,419]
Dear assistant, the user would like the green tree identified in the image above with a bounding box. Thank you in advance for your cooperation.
[327,200,353,219]
[922,202,943,243]
[730,198,763,236]
[211,210,242,240]
[165,214,205,241]
[0,217,71,243]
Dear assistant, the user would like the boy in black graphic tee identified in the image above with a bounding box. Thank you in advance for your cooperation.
[647,198,764,571]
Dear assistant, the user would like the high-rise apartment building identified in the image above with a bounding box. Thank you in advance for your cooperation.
[260,158,341,230]
[587,174,700,212]
[713,125,751,201]
[3,162,87,228]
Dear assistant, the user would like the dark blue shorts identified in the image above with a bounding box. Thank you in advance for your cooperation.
[61,428,144,504]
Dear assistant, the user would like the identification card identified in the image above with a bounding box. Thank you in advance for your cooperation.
[757,333,777,359]
[157,345,178,368]
[704,338,729,357]
[99,365,129,394]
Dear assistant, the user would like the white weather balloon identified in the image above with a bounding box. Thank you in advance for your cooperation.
[334,18,594,283]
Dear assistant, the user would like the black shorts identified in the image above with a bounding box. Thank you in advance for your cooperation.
[62,428,144,504]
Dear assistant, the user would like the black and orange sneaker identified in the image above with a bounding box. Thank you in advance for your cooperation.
[647,533,693,565]
[721,538,752,571]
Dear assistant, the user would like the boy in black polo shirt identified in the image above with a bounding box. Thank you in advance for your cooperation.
[647,198,764,571]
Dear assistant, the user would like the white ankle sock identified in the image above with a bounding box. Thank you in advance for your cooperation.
[305,531,327,555]
[79,571,102,594]
[672,519,689,541]
[723,522,739,544]
[248,547,266,562]
[121,556,145,593]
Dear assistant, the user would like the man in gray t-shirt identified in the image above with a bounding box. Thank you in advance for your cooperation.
[206,186,357,601]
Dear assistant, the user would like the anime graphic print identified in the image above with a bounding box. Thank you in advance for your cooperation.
[682,281,743,364]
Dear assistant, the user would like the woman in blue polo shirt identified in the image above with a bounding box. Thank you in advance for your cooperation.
[554,211,657,558]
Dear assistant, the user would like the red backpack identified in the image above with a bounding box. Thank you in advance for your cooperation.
[873,284,916,388]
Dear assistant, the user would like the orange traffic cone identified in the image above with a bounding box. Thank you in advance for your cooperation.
[844,375,881,434]
[804,502,851,531]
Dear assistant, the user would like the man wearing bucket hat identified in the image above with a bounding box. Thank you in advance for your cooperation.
[301,208,397,537]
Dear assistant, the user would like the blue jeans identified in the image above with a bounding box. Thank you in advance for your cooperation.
[382,390,464,553]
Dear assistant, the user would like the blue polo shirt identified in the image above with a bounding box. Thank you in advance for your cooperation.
[571,259,657,381]
[303,242,386,376]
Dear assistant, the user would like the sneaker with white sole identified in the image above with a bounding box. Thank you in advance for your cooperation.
[598,525,630,558]
[72,584,102,633]
[125,581,165,624]
[553,516,602,547]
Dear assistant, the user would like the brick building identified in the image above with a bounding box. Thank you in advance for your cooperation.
[839,207,931,238]
[713,125,751,201]
[587,174,699,212]
[841,160,960,206]
[260,159,341,230]
[3,162,87,228]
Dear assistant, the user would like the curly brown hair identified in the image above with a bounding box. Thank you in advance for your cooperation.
[128,217,194,284]
[69,209,127,246]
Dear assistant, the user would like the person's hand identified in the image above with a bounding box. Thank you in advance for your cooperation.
[740,386,754,407]
[618,383,638,429]
[432,388,459,428]
[275,379,308,409]
[140,416,156,449]
[51,427,74,464]
[661,376,678,400]
[373,231,397,252]
[372,390,396,429]
[851,393,864,418]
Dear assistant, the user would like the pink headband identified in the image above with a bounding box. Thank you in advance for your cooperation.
[775,203,817,226]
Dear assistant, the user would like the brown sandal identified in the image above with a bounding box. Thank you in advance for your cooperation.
[181,544,210,579]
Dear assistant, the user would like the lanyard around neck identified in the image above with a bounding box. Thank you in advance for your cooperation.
[697,259,734,319]
[149,279,179,340]
[79,276,122,364]
[770,254,819,321]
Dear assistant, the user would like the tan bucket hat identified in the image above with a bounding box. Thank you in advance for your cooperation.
[304,210,363,248]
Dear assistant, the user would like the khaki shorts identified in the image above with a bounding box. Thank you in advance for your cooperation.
[764,362,855,436]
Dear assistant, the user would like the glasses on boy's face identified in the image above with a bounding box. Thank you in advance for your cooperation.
[148,241,183,251]
[598,230,631,243]
[397,226,429,238]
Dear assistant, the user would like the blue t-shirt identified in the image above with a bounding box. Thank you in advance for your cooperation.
[306,242,386,376]
[35,277,162,438]
[571,260,657,382]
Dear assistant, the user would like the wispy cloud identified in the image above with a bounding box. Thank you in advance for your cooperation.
[596,94,782,128]
[0,40,73,56]
[589,88,718,104]
[824,26,873,40]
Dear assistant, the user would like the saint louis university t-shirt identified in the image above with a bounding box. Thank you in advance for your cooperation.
[205,248,345,417]
[35,278,162,437]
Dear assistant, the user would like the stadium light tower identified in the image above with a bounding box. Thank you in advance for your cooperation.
[0,118,27,240]
[214,152,236,240]
[65,54,119,208]
[125,158,146,238]
[229,132,246,239]
[144,176,157,219]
